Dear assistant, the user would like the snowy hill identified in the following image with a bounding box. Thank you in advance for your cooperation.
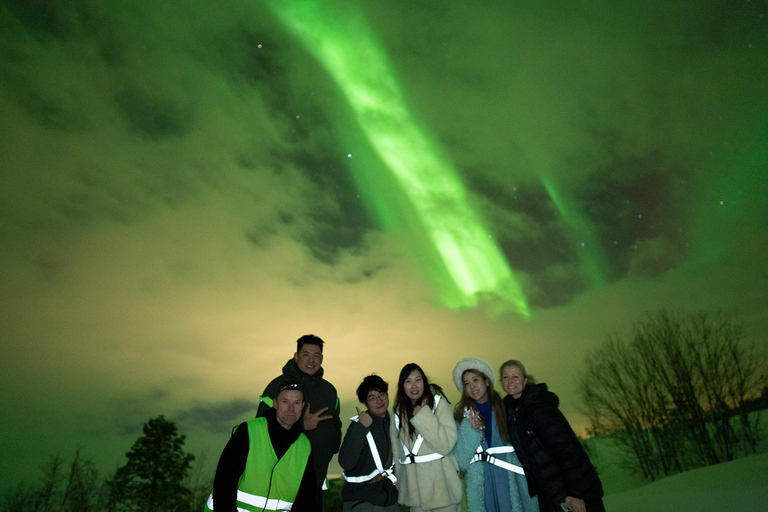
[604,452,768,511]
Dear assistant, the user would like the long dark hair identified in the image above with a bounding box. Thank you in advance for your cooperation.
[394,363,448,439]
[453,369,510,444]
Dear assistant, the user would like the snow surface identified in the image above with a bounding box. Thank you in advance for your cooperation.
[603,453,768,511]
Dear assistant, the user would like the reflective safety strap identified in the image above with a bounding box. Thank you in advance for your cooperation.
[322,478,328,491]
[343,465,397,484]
[395,396,444,465]
[207,492,294,512]
[469,446,525,475]
[400,452,444,464]
[260,396,274,408]
[344,466,381,483]
[487,446,516,455]
[238,489,294,510]
[342,416,397,484]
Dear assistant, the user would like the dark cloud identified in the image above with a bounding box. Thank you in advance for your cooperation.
[2,0,85,42]
[175,399,259,434]
[574,148,690,279]
[468,176,589,307]
[115,84,194,140]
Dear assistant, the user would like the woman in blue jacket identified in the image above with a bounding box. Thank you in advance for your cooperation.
[452,358,538,512]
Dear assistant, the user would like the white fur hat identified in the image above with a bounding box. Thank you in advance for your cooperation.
[453,357,495,392]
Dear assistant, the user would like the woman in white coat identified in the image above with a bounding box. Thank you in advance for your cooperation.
[390,363,462,512]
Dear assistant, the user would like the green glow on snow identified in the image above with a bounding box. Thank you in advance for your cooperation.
[268,1,529,317]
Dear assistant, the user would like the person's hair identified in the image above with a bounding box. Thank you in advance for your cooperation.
[453,369,510,444]
[499,359,536,384]
[394,363,448,439]
[356,374,388,403]
[296,334,324,353]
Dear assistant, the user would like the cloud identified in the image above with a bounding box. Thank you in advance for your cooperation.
[176,399,260,434]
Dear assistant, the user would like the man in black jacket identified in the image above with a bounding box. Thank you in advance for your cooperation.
[502,361,604,512]
[257,335,342,499]
[338,374,400,511]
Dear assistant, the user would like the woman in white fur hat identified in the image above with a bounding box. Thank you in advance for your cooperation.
[452,358,538,512]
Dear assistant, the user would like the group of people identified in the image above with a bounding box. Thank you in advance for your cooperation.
[205,335,604,512]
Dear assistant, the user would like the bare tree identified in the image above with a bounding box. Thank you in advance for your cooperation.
[180,451,212,512]
[579,310,766,481]
[60,448,102,512]
[36,456,65,512]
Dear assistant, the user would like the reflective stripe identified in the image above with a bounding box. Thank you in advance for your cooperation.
[342,416,397,484]
[400,452,444,464]
[486,446,516,455]
[205,491,296,511]
[344,466,381,483]
[238,489,294,510]
[322,478,328,491]
[260,396,274,408]
[394,395,445,465]
[469,446,525,475]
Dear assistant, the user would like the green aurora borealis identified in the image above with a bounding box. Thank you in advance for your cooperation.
[1,0,767,490]
[268,1,529,316]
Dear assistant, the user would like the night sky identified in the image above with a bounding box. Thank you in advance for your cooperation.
[1,0,767,486]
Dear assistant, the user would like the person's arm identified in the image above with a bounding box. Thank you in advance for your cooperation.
[329,394,343,454]
[338,419,368,471]
[531,405,590,500]
[212,422,249,512]
[292,452,320,512]
[453,418,483,470]
[389,414,405,479]
[256,379,280,417]
[410,398,458,455]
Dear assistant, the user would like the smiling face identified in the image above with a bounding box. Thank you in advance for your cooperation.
[294,343,323,376]
[366,389,389,418]
[274,389,304,430]
[403,369,425,405]
[501,364,528,399]
[463,370,490,404]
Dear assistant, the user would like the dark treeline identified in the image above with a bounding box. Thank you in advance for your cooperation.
[580,310,767,482]
[0,415,344,512]
[0,416,210,512]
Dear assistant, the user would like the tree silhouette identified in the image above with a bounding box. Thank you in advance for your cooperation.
[579,310,765,480]
[108,416,194,512]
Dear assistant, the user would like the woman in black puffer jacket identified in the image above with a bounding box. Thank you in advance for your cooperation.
[500,361,604,512]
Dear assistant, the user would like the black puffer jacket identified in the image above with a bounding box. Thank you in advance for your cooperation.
[504,383,603,511]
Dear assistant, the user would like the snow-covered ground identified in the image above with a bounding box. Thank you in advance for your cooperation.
[585,421,768,512]
[604,453,768,511]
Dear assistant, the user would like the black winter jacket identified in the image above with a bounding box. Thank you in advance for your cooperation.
[504,383,603,511]
[338,413,399,507]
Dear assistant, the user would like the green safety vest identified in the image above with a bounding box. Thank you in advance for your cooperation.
[205,417,311,511]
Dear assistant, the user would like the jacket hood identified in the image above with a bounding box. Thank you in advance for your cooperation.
[282,357,325,381]
[522,382,559,408]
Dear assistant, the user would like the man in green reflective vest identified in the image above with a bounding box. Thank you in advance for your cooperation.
[206,380,319,511]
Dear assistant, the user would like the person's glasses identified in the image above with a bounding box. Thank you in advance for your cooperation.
[366,391,387,403]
